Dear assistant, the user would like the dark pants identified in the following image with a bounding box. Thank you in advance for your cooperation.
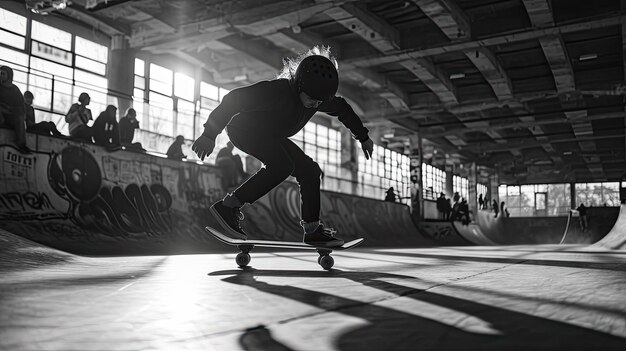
[228,126,322,223]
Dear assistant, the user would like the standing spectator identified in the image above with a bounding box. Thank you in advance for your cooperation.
[500,201,510,218]
[216,141,245,189]
[65,92,93,142]
[436,192,447,219]
[0,66,28,151]
[493,199,499,218]
[119,107,144,151]
[576,203,588,231]
[483,194,490,210]
[478,193,484,210]
[385,187,397,202]
[445,198,452,220]
[459,198,471,225]
[24,91,62,137]
[92,105,120,149]
[167,135,187,161]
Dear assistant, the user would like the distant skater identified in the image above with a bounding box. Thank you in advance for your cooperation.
[577,203,588,231]
[192,46,373,247]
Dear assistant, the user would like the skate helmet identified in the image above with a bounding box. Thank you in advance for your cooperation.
[295,55,338,101]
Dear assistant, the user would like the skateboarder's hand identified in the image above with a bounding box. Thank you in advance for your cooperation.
[192,135,215,161]
[361,138,374,160]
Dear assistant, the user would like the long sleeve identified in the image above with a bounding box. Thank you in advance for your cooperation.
[202,80,281,140]
[320,96,369,142]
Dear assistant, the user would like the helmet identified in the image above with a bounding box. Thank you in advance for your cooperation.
[294,55,338,101]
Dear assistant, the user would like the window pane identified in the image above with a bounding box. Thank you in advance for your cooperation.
[219,87,230,101]
[149,63,172,95]
[74,69,107,90]
[0,8,27,35]
[75,36,108,63]
[134,76,145,90]
[31,21,71,50]
[31,40,72,65]
[0,28,25,49]
[201,81,219,100]
[135,58,145,76]
[174,72,195,101]
[30,56,73,79]
[75,55,106,75]
[0,46,28,67]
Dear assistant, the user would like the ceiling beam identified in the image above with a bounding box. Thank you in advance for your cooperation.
[342,14,626,69]
[325,3,458,104]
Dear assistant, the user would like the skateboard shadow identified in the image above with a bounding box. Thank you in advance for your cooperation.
[209,268,626,351]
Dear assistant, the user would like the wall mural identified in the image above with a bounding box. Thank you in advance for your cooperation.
[0,131,432,255]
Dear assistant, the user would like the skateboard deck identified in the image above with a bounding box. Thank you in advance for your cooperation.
[205,226,364,270]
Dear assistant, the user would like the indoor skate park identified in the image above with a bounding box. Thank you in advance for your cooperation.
[1,0,626,350]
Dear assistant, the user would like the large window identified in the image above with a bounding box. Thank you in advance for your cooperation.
[0,9,109,134]
[453,175,469,202]
[575,182,620,207]
[358,144,410,203]
[422,164,445,200]
[499,183,571,217]
[477,183,488,206]
[291,122,342,191]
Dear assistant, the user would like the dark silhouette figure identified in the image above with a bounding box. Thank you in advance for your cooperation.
[191,48,373,247]
[458,198,471,225]
[0,66,28,151]
[385,187,397,202]
[24,91,62,137]
[576,203,588,231]
[436,192,448,219]
[493,199,499,218]
[216,141,246,190]
[65,92,93,142]
[167,135,187,161]
[500,201,510,218]
[478,193,484,210]
[92,105,120,149]
[119,107,144,151]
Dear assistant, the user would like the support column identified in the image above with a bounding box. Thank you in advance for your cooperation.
[570,182,577,209]
[409,133,423,222]
[490,167,500,207]
[108,35,135,119]
[468,162,477,217]
[445,164,454,199]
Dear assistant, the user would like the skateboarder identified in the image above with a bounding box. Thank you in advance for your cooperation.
[192,47,373,247]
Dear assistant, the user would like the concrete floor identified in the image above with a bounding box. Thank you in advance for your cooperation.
[1,236,626,350]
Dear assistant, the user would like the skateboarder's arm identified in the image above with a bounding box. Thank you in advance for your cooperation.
[202,80,279,141]
[319,97,369,142]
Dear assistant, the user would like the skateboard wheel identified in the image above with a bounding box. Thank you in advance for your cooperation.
[236,252,251,267]
[319,255,334,270]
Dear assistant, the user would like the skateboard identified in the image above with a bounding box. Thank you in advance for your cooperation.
[205,226,364,270]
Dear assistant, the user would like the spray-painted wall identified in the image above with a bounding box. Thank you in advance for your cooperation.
[0,131,429,255]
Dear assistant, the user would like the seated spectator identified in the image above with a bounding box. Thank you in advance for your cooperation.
[92,105,120,149]
[216,141,245,189]
[385,187,397,202]
[167,135,187,161]
[24,91,62,137]
[65,92,93,142]
[119,107,144,151]
[0,66,28,151]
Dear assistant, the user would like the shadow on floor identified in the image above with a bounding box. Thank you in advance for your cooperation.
[210,268,626,351]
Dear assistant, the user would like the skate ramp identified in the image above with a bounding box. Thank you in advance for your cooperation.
[476,210,568,245]
[592,204,626,250]
[0,131,433,255]
[559,207,620,244]
[451,222,498,245]
[417,220,472,246]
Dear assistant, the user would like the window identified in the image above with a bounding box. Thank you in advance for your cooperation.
[149,63,172,96]
[422,164,445,200]
[174,72,194,101]
[453,175,469,201]
[575,182,620,207]
[477,183,488,206]
[358,142,410,203]
[500,184,572,217]
[0,8,27,49]
[31,21,71,51]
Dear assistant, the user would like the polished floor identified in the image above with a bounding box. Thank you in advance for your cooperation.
[1,233,626,350]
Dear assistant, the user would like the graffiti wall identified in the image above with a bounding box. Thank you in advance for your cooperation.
[0,130,432,255]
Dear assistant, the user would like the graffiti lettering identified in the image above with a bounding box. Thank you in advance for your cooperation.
[0,192,52,211]
[5,151,34,167]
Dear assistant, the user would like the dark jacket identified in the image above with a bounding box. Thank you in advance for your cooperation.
[93,110,120,146]
[119,116,139,144]
[202,79,369,142]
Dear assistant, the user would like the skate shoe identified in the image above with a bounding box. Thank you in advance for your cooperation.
[210,201,247,240]
[303,224,344,247]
